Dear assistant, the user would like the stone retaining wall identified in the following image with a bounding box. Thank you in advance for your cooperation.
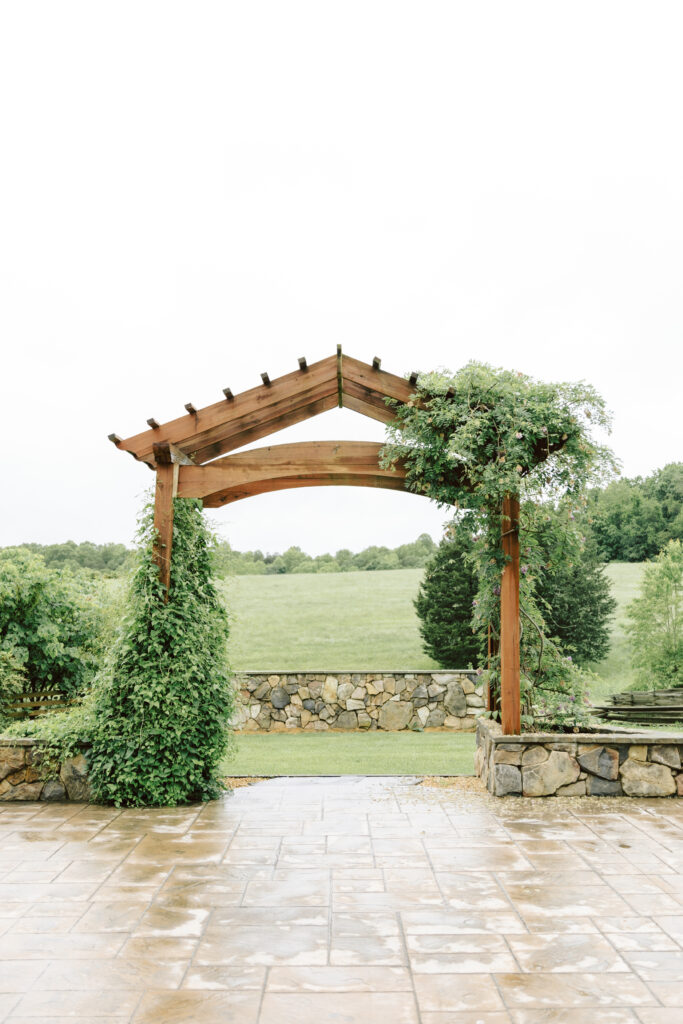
[0,740,90,802]
[234,670,483,732]
[476,719,683,797]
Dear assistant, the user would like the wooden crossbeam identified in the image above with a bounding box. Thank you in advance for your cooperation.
[175,440,408,507]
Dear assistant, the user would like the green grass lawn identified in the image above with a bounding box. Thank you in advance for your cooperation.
[586,562,646,702]
[222,730,477,777]
[221,568,439,671]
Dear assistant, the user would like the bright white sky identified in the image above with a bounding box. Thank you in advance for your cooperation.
[1,1,681,555]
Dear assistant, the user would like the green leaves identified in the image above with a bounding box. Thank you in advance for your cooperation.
[85,497,235,807]
[626,539,683,689]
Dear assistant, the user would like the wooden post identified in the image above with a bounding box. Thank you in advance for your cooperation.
[153,463,177,597]
[500,494,521,734]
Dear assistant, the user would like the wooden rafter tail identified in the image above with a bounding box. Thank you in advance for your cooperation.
[298,357,307,372]
[108,433,122,445]
[184,403,197,415]
[115,354,338,464]
[372,356,381,370]
[147,418,160,430]
[409,371,419,386]
[223,388,234,400]
[261,372,271,387]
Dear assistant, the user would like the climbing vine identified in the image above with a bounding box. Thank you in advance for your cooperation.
[381,361,616,726]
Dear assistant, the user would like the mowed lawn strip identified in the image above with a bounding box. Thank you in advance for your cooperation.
[222,730,477,777]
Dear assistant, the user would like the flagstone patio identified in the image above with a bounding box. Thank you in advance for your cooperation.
[0,776,683,1022]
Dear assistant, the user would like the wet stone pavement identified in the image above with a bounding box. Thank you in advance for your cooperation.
[1,778,683,1022]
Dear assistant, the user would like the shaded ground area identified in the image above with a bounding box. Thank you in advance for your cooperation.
[224,731,477,777]
[0,778,683,1021]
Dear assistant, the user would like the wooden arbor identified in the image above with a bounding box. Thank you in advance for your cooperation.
[109,348,522,734]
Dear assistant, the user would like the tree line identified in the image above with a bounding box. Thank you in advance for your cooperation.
[5,461,681,575]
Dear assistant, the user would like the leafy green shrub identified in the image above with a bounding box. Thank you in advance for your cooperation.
[87,497,234,806]
[626,539,683,688]
[0,548,109,700]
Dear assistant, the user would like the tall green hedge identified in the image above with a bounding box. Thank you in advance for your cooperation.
[88,498,234,806]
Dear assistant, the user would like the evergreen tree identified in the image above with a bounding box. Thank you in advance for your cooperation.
[414,527,480,668]
[535,531,616,665]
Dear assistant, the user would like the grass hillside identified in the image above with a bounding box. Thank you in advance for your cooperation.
[587,561,646,700]
[221,562,646,698]
[221,568,440,671]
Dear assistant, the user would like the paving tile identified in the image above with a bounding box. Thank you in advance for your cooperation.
[267,965,414,991]
[494,972,657,1008]
[259,991,419,1023]
[12,989,142,1017]
[195,925,328,966]
[507,933,630,972]
[420,1014,512,1024]
[414,974,505,1012]
[132,989,260,1022]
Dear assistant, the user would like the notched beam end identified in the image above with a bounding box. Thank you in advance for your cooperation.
[108,433,122,446]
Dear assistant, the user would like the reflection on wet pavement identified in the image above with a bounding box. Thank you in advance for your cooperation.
[0,775,682,1021]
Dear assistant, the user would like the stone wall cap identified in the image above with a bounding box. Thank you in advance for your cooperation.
[0,737,37,747]
[478,720,683,745]
[235,668,478,675]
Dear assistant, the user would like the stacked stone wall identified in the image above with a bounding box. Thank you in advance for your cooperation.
[476,719,683,797]
[0,740,90,802]
[234,670,483,732]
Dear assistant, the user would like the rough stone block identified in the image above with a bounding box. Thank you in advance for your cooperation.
[556,780,587,796]
[461,679,475,694]
[577,746,619,781]
[0,749,26,781]
[426,709,446,728]
[523,751,580,797]
[378,701,413,731]
[417,706,430,726]
[494,749,522,766]
[620,758,676,797]
[444,682,467,717]
[40,779,67,802]
[443,716,461,729]
[521,746,549,767]
[333,711,358,730]
[322,677,339,702]
[357,712,372,730]
[629,745,648,762]
[466,694,485,707]
[586,776,623,796]
[0,781,44,801]
[494,763,522,795]
[59,755,91,802]
[337,682,354,702]
[346,699,365,711]
[650,745,681,769]
[270,687,290,709]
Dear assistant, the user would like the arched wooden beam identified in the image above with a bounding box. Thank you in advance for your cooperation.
[175,440,408,507]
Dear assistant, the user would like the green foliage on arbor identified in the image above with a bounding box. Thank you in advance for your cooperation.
[626,540,683,689]
[87,498,234,807]
[587,463,683,562]
[382,362,616,727]
[414,523,479,668]
[0,547,110,703]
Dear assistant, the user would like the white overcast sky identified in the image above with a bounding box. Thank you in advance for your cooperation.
[1,1,681,555]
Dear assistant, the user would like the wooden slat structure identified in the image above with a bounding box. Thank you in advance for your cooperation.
[110,348,524,735]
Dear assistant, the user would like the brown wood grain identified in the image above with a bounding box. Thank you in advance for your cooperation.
[153,464,175,595]
[500,494,521,735]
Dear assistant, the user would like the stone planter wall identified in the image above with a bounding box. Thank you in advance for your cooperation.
[0,740,90,802]
[476,719,683,797]
[234,670,483,732]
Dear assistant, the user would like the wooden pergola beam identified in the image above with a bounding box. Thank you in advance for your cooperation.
[175,441,407,504]
[500,494,521,734]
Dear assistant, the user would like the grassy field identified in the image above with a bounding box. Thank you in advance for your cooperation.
[222,568,438,671]
[587,562,646,701]
[222,731,477,777]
